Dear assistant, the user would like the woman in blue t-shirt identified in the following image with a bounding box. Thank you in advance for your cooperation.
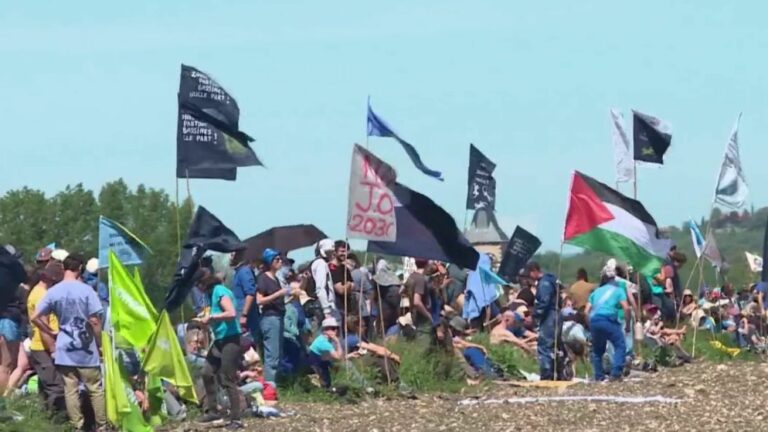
[197,273,243,428]
[307,317,343,389]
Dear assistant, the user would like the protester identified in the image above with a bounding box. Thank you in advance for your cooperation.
[0,245,27,392]
[311,239,338,321]
[568,268,595,311]
[490,310,534,354]
[662,248,687,305]
[239,348,278,409]
[256,249,288,385]
[348,253,373,338]
[197,272,243,429]
[329,241,354,322]
[31,254,107,431]
[585,259,631,382]
[230,249,260,344]
[527,262,561,380]
[404,259,432,335]
[308,317,344,389]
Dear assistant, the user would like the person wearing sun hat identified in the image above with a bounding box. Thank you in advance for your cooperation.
[307,317,343,389]
[256,248,289,385]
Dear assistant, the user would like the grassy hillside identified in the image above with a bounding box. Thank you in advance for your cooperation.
[537,207,768,292]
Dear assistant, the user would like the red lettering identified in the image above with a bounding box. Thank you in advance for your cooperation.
[349,214,364,232]
[354,185,374,212]
[363,218,376,234]
[376,193,394,215]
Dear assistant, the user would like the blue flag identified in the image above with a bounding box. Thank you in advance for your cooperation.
[98,216,152,269]
[366,101,443,181]
[462,254,500,320]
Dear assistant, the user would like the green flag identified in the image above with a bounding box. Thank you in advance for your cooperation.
[108,251,158,349]
[142,311,198,403]
[103,332,152,432]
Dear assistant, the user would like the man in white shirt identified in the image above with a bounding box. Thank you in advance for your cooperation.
[311,239,339,321]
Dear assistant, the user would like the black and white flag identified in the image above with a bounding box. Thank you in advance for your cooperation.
[466,144,497,210]
[714,113,748,209]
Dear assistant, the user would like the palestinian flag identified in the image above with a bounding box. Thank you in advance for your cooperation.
[563,171,672,274]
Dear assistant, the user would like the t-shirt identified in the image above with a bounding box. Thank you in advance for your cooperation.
[568,280,596,310]
[329,263,353,311]
[344,334,362,354]
[231,265,257,316]
[27,283,59,352]
[445,264,468,305]
[588,282,628,320]
[405,272,430,327]
[35,280,103,367]
[209,284,241,341]
[309,334,335,356]
[256,273,285,317]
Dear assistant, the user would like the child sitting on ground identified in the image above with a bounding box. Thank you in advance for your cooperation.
[239,348,279,416]
[644,311,692,363]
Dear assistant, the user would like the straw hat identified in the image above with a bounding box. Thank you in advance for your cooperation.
[682,289,694,297]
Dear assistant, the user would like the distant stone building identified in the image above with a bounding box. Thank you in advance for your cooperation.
[464,208,508,266]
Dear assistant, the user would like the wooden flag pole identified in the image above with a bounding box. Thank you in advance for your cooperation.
[633,162,638,199]
[174,177,182,260]
[553,242,564,381]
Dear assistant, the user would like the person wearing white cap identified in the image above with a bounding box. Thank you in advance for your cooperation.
[307,317,343,389]
[50,249,69,262]
[309,239,339,324]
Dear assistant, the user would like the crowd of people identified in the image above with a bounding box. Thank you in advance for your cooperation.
[1,239,768,431]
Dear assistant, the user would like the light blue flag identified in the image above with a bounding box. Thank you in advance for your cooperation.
[462,254,500,320]
[688,219,705,259]
[98,216,152,269]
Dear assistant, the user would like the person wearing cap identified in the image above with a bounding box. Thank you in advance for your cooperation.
[256,248,289,385]
[308,317,343,389]
[229,249,261,345]
[525,261,561,381]
[26,261,65,414]
[196,270,243,428]
[585,259,631,382]
[35,247,53,269]
[82,258,108,309]
[311,239,339,322]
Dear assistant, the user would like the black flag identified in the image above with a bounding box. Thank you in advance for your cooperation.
[498,226,541,282]
[466,144,497,210]
[633,110,671,164]
[164,206,245,312]
[368,182,479,270]
[177,65,261,180]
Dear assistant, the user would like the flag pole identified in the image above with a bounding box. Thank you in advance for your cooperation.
[553,241,564,381]
[175,177,182,260]
[633,161,638,199]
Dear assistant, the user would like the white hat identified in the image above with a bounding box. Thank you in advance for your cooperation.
[86,258,99,274]
[243,347,261,365]
[51,249,69,261]
[397,313,413,327]
[317,239,335,258]
[321,317,340,329]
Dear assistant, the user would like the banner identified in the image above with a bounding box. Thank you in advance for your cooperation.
[466,144,497,210]
[98,216,151,269]
[176,65,261,180]
[346,144,398,242]
[714,113,748,209]
[497,226,542,282]
[610,109,634,184]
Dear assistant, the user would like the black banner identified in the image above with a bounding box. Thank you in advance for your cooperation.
[498,226,541,282]
[633,110,671,165]
[176,108,259,179]
[176,65,261,180]
[466,144,497,210]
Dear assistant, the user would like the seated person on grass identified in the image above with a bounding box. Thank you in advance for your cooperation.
[644,310,692,363]
[307,317,344,389]
[239,348,278,408]
[490,310,534,355]
[448,316,503,381]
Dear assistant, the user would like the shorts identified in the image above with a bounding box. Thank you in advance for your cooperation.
[0,318,21,342]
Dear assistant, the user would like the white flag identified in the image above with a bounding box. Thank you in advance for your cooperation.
[346,144,398,242]
[745,252,763,273]
[611,109,634,183]
[702,230,723,269]
[714,113,748,209]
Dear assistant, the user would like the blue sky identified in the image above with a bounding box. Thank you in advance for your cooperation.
[2,1,767,261]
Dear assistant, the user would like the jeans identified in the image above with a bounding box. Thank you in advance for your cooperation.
[29,350,65,413]
[537,312,556,380]
[259,314,284,383]
[58,366,106,430]
[202,335,242,421]
[307,352,332,388]
[590,315,626,380]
